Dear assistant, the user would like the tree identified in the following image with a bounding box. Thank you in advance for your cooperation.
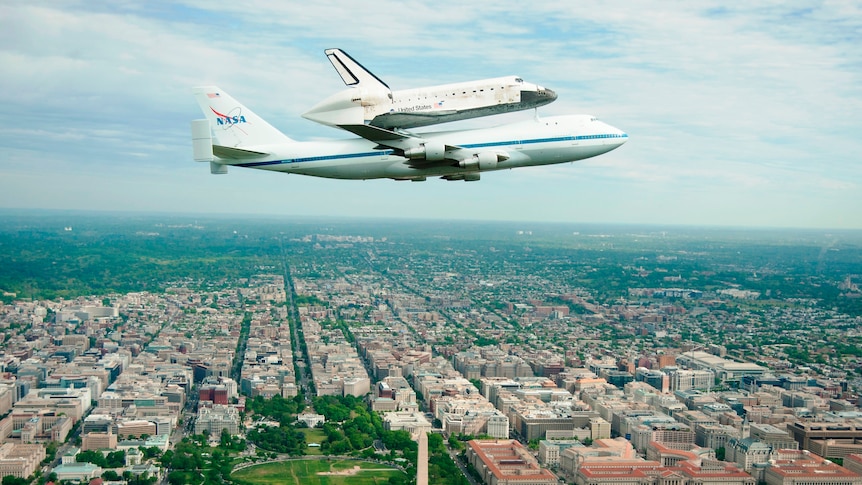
[2,477,29,485]
[106,450,126,468]
[102,470,121,481]
[167,470,187,485]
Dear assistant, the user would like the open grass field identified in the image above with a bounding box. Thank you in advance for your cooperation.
[301,429,327,456]
[231,458,406,485]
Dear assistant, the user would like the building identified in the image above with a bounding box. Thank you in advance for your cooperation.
[673,459,755,485]
[696,424,738,449]
[538,439,582,466]
[666,368,715,392]
[116,419,157,439]
[343,377,371,397]
[590,417,611,440]
[846,454,862,476]
[787,422,862,459]
[676,351,767,385]
[4,411,73,443]
[52,462,103,482]
[636,368,670,393]
[558,438,638,481]
[297,412,325,428]
[195,405,240,436]
[575,460,664,485]
[764,450,862,485]
[0,443,45,479]
[510,406,574,441]
[630,423,694,452]
[466,439,558,485]
[750,423,798,450]
[81,431,118,451]
[574,456,754,485]
[727,437,772,470]
[199,384,229,405]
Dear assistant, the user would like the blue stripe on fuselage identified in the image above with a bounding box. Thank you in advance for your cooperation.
[234,133,627,168]
[236,150,393,168]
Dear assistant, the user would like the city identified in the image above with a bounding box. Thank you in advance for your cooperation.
[0,213,861,484]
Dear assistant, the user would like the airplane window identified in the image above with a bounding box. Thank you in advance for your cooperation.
[515,78,524,83]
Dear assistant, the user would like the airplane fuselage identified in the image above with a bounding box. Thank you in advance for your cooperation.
[218,115,627,180]
[302,76,557,130]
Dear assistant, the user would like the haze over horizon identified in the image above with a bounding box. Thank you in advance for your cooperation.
[2,2,860,229]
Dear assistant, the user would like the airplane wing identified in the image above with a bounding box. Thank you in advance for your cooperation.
[338,124,411,144]
[339,124,464,167]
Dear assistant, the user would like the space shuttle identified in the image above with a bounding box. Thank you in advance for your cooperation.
[302,48,558,130]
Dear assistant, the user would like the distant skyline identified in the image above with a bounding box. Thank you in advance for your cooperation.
[1,2,860,229]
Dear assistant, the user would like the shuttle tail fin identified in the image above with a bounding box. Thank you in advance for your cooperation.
[324,48,391,91]
[192,86,294,148]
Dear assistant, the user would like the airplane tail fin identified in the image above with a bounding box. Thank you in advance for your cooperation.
[324,48,391,91]
[192,86,293,148]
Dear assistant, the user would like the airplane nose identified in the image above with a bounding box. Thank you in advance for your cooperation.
[542,88,557,102]
[611,128,628,146]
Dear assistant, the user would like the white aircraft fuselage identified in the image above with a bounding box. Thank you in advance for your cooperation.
[191,86,627,182]
[303,76,557,130]
[301,49,556,130]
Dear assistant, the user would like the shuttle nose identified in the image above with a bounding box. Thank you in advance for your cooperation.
[521,87,557,107]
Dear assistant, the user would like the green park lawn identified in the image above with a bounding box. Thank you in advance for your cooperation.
[231,458,405,485]
[301,429,327,455]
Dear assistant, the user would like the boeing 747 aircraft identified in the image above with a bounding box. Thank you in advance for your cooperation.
[302,48,558,130]
[191,87,626,182]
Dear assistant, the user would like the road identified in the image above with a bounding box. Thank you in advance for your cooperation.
[446,443,480,485]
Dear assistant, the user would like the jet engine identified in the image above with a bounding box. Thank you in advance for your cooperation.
[404,142,446,161]
[459,151,498,171]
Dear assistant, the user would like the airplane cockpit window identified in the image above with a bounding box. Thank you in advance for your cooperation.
[515,77,524,83]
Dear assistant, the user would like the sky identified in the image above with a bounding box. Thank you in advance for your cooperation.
[1,1,861,229]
